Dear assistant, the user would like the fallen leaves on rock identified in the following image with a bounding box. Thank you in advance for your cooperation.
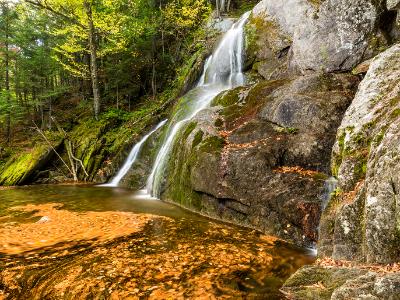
[273,166,323,178]
[316,257,400,274]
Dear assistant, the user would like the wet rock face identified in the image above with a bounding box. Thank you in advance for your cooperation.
[319,44,400,264]
[388,0,400,10]
[160,73,358,248]
[282,265,400,300]
[247,0,387,76]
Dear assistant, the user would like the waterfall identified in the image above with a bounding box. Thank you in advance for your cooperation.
[146,11,251,198]
[322,177,338,210]
[217,0,229,13]
[219,0,226,12]
[102,120,167,187]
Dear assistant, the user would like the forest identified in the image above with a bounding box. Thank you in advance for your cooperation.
[1,0,400,298]
[0,0,211,147]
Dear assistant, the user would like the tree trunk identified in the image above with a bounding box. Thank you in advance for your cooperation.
[3,3,11,144]
[84,0,101,119]
[151,36,157,98]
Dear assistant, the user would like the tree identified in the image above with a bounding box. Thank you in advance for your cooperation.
[83,0,100,118]
[0,0,13,143]
[25,0,103,118]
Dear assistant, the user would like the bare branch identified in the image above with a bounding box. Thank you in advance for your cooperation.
[32,120,73,176]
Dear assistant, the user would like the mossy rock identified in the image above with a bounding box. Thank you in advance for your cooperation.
[0,141,62,186]
[162,122,205,210]
[212,79,288,130]
[244,14,292,79]
[282,266,367,300]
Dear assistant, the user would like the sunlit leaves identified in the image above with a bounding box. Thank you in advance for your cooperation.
[163,0,211,35]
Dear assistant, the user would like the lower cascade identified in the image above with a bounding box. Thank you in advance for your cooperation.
[146,11,251,198]
[102,120,167,187]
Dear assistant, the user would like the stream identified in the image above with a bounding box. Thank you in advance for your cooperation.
[0,185,314,299]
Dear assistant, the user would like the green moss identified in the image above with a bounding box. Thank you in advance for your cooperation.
[0,143,53,186]
[283,266,366,300]
[374,131,385,146]
[66,98,167,181]
[213,79,287,130]
[245,15,291,57]
[192,130,204,148]
[199,136,226,153]
[390,108,400,119]
[313,172,329,181]
[332,132,346,177]
[162,122,204,210]
[182,122,197,140]
[274,126,299,134]
[390,96,400,107]
[212,88,242,108]
[214,118,224,128]
[333,125,372,179]
[244,18,260,58]
[353,151,369,180]
[324,187,343,214]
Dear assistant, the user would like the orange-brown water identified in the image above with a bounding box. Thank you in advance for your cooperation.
[0,185,315,299]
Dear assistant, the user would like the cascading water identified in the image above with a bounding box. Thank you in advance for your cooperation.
[217,0,229,13]
[146,11,251,198]
[102,120,167,187]
[321,176,338,210]
[311,176,338,255]
[219,0,226,12]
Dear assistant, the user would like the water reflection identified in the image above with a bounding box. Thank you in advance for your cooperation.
[0,185,315,299]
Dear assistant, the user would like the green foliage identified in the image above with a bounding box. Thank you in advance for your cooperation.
[102,108,130,122]
[0,0,213,184]
[0,91,25,128]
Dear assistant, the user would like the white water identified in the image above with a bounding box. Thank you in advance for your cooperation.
[322,176,338,210]
[146,11,251,198]
[102,120,167,187]
[219,0,226,12]
[312,176,339,254]
[218,0,228,13]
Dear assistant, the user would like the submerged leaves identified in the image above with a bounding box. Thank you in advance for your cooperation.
[0,203,313,299]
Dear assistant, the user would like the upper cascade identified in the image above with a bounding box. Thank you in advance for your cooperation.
[217,0,229,13]
[146,11,251,198]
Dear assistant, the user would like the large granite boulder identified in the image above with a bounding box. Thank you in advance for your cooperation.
[246,0,389,77]
[319,44,400,263]
[158,73,358,247]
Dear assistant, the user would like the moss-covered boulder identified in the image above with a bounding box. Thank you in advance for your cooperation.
[319,43,400,264]
[158,72,358,248]
[0,140,63,186]
[282,265,400,300]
